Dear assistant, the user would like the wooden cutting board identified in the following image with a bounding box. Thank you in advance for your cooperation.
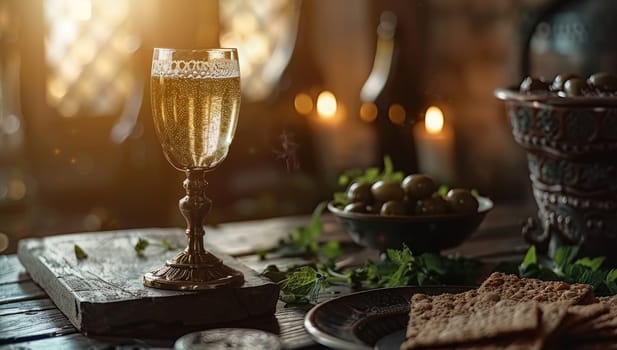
[17,228,280,336]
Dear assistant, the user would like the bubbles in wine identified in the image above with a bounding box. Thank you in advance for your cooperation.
[151,59,240,79]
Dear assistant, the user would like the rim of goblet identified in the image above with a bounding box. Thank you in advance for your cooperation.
[153,48,238,54]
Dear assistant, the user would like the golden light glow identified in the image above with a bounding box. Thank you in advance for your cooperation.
[388,103,406,125]
[70,0,92,21]
[425,106,444,134]
[7,179,26,200]
[44,0,137,118]
[316,91,337,118]
[294,93,313,115]
[359,102,378,122]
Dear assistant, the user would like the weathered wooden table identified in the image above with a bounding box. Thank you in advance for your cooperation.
[0,205,532,349]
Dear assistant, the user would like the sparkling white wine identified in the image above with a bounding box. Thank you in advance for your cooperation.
[151,60,240,170]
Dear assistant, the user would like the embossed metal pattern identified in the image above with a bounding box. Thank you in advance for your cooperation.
[497,88,617,261]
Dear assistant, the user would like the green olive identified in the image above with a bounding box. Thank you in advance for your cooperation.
[519,76,550,93]
[402,174,437,200]
[343,202,369,213]
[380,201,406,216]
[563,78,590,96]
[346,182,373,204]
[415,197,449,215]
[551,73,579,92]
[371,180,404,202]
[587,72,617,92]
[445,189,479,214]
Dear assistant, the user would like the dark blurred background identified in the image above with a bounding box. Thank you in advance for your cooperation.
[3,0,614,254]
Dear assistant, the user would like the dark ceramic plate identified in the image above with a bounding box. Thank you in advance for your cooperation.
[328,196,493,253]
[304,286,474,350]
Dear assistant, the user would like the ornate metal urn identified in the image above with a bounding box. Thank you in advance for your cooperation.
[496,90,617,262]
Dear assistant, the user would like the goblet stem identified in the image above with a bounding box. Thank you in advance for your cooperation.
[143,169,244,290]
[181,169,210,258]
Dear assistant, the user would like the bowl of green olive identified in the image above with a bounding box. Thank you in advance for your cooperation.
[329,174,493,253]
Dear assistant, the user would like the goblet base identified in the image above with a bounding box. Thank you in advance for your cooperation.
[143,250,244,291]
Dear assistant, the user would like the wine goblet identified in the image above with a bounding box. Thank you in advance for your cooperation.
[144,48,243,290]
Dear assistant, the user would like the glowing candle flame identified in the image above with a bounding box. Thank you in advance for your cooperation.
[316,91,337,118]
[425,106,444,134]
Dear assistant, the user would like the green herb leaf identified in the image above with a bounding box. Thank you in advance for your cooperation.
[261,265,289,283]
[553,245,578,272]
[437,185,450,197]
[383,155,393,176]
[520,245,537,270]
[160,239,174,251]
[279,266,328,304]
[320,240,342,260]
[606,269,617,283]
[575,257,605,272]
[333,192,349,206]
[135,238,150,257]
[74,244,88,260]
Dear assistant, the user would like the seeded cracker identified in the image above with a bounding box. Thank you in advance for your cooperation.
[405,290,502,339]
[478,272,594,305]
[402,301,539,349]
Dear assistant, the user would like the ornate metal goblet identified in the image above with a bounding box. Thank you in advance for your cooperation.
[144,48,244,290]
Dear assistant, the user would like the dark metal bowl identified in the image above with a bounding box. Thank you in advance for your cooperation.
[328,197,493,253]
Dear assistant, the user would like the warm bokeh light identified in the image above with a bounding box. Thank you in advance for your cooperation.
[7,179,26,200]
[425,106,444,134]
[359,102,378,122]
[44,0,138,117]
[294,93,313,115]
[388,103,406,125]
[316,91,337,118]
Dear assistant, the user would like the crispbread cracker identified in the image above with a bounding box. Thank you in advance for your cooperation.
[538,302,569,337]
[559,303,610,331]
[401,273,616,350]
[402,301,539,349]
[478,272,594,305]
[406,290,502,339]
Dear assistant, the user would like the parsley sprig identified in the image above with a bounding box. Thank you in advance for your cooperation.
[269,245,482,305]
[266,243,617,305]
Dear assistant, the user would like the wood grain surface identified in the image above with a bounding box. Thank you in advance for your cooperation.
[17,228,280,335]
[1,208,529,349]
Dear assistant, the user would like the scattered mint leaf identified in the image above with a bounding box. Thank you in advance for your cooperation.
[135,238,150,257]
[134,238,175,257]
[74,244,88,260]
[279,266,328,304]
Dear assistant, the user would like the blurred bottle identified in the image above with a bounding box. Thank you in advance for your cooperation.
[207,0,324,221]
[360,10,421,174]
